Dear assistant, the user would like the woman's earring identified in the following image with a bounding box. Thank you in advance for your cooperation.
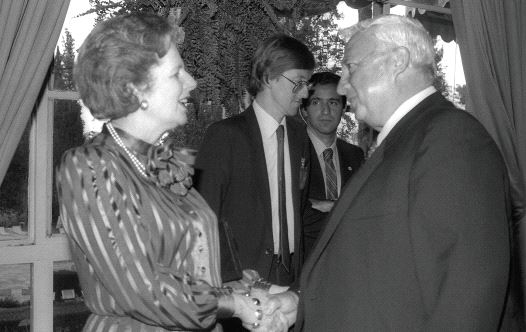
[140,100,149,110]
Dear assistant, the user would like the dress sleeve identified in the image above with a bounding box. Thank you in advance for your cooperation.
[56,145,220,330]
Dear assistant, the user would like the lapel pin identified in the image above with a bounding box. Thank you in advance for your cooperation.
[347,166,353,171]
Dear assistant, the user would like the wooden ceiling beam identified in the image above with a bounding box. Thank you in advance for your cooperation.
[385,0,451,15]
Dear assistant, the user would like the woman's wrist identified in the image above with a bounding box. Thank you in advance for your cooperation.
[217,293,235,318]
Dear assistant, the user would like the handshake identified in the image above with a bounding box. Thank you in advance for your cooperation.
[219,270,299,331]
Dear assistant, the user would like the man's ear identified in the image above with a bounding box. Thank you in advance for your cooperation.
[299,107,310,125]
[392,46,410,76]
[262,73,272,87]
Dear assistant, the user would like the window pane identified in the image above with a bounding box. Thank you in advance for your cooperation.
[53,261,89,331]
[0,124,29,241]
[52,0,96,92]
[0,264,31,331]
[52,99,85,233]
[52,52,76,91]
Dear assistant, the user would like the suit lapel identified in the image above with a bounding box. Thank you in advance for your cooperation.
[287,118,302,201]
[337,140,353,185]
[243,107,272,223]
[243,110,308,269]
[301,141,386,283]
[309,143,325,199]
[301,91,448,283]
[286,118,309,264]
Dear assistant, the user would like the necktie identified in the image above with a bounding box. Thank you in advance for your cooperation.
[323,148,338,200]
[276,125,290,271]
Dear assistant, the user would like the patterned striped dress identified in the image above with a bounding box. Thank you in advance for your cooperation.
[56,125,223,331]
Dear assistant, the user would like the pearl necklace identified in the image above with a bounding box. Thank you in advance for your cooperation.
[107,122,147,178]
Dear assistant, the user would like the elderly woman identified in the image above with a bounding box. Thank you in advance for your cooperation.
[56,13,285,331]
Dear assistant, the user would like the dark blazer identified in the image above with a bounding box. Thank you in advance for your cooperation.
[303,139,364,257]
[297,92,512,331]
[194,106,309,285]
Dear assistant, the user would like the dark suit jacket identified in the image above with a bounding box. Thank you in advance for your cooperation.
[303,139,364,258]
[297,92,512,331]
[194,106,309,285]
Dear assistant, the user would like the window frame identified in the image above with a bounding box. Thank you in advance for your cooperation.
[0,87,78,332]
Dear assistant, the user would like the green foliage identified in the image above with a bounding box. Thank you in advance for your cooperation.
[62,30,76,90]
[53,29,76,90]
[84,0,307,148]
[433,38,449,98]
[456,84,467,106]
[294,10,345,72]
[0,207,20,228]
[81,2,454,151]
[86,0,148,23]
[82,1,352,148]
[336,112,358,145]
[0,296,26,308]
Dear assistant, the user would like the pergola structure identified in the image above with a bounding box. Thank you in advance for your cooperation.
[303,0,454,41]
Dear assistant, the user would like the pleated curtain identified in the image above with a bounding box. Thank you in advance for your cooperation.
[451,0,526,326]
[0,0,70,183]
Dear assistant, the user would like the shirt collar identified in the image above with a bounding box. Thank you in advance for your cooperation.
[307,127,337,156]
[377,86,436,146]
[253,100,286,138]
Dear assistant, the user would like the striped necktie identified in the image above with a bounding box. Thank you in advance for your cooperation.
[323,148,338,200]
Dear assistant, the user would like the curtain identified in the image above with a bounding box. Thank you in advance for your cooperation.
[0,0,70,183]
[450,0,526,325]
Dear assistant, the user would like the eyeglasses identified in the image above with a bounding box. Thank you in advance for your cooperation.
[280,74,312,93]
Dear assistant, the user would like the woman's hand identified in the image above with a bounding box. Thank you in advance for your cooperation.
[232,291,289,331]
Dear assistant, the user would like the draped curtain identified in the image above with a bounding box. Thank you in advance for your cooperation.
[450,0,526,323]
[0,0,70,184]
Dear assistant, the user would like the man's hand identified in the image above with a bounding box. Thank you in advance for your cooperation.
[261,290,299,329]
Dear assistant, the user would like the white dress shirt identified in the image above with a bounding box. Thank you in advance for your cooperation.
[253,101,294,254]
[377,86,437,146]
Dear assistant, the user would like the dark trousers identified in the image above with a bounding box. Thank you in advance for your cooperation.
[267,254,295,286]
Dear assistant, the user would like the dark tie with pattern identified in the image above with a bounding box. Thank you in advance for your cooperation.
[276,125,290,271]
[323,148,338,200]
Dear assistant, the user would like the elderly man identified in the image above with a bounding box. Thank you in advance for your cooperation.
[268,15,512,331]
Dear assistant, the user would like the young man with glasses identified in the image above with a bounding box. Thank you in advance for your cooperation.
[195,34,314,291]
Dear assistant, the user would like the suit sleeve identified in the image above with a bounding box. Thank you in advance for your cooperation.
[408,113,510,331]
[194,122,231,219]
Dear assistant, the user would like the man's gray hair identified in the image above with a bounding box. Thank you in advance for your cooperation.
[340,15,436,82]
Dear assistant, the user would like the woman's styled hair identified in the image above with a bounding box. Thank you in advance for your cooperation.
[74,13,183,120]
[343,14,436,83]
[248,34,315,96]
